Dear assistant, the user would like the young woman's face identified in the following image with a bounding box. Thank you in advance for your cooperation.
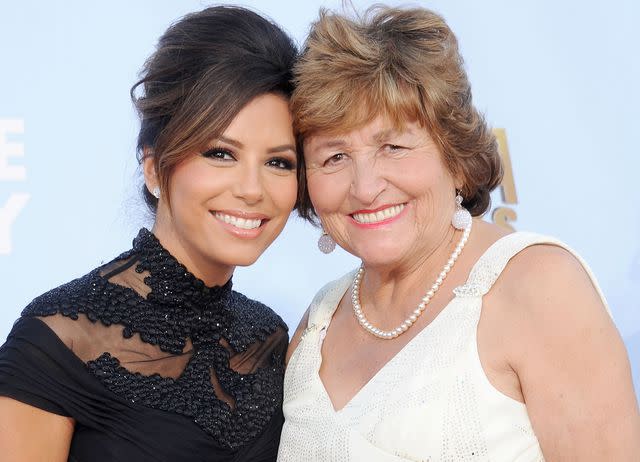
[149,93,297,284]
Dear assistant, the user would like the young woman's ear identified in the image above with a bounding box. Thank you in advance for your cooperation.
[142,147,159,196]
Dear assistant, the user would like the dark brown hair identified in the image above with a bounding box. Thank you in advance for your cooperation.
[131,6,297,211]
[292,6,502,221]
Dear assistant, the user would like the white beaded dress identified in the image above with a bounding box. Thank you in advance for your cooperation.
[278,232,610,462]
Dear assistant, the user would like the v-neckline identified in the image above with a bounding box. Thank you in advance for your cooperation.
[313,231,519,414]
[315,273,463,414]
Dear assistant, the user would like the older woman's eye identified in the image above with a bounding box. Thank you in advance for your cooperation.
[385,144,405,152]
[381,144,410,158]
[324,153,346,166]
[201,147,235,161]
[267,157,296,170]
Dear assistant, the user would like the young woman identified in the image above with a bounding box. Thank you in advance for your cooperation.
[0,6,298,461]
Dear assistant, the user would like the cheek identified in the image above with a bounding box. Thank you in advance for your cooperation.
[393,156,453,199]
[307,171,350,214]
[403,168,454,228]
[171,172,209,207]
[265,174,298,211]
[168,161,225,216]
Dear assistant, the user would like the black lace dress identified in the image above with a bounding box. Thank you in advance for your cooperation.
[0,229,288,461]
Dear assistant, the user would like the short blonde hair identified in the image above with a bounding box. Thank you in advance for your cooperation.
[292,6,502,220]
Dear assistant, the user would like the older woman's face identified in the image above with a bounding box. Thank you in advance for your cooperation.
[304,116,457,268]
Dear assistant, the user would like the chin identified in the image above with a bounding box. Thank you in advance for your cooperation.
[229,255,261,267]
[352,245,405,268]
[209,247,263,268]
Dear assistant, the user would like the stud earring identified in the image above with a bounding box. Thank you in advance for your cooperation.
[452,190,472,230]
[317,230,336,254]
[151,186,160,199]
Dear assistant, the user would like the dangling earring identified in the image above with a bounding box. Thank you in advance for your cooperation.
[452,190,472,230]
[317,230,336,254]
[151,186,160,199]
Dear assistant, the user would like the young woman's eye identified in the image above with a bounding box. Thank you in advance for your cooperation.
[267,157,296,170]
[324,152,346,166]
[201,147,235,161]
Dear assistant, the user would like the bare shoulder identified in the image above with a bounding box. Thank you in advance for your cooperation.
[486,242,640,458]
[488,242,616,356]
[494,242,606,319]
[505,241,586,279]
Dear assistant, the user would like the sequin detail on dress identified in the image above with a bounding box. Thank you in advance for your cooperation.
[22,228,287,450]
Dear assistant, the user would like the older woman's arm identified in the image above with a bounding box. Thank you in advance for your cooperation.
[498,244,640,460]
[0,397,74,461]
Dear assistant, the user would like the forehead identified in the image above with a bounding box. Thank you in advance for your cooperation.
[304,116,425,151]
[224,93,292,132]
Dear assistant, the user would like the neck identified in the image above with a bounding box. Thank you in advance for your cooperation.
[359,224,462,318]
[151,224,234,288]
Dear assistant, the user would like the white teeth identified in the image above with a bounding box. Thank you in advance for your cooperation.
[352,204,405,224]
[214,212,262,230]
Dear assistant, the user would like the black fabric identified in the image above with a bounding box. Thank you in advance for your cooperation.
[0,229,288,462]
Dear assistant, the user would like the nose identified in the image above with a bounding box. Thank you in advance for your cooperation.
[350,157,387,205]
[232,161,264,205]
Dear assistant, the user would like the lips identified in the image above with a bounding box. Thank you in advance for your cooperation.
[214,212,263,230]
[211,210,270,236]
[351,203,406,224]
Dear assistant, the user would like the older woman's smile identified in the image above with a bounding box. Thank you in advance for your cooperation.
[350,203,407,226]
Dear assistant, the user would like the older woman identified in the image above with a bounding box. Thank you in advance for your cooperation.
[278,6,640,462]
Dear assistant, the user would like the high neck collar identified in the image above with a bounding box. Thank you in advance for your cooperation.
[132,228,233,312]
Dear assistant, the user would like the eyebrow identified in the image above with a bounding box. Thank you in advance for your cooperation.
[217,136,296,154]
[218,136,244,149]
[373,129,395,142]
[372,128,413,143]
[311,127,416,151]
[267,144,297,154]
[312,139,349,151]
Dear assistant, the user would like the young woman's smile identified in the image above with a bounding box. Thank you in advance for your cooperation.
[149,93,298,284]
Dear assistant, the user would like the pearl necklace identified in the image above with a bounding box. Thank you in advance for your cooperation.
[351,220,472,340]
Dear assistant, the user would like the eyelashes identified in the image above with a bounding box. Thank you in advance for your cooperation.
[323,153,346,167]
[201,147,296,171]
[386,144,405,152]
[320,144,408,167]
[266,158,296,170]
[202,147,234,161]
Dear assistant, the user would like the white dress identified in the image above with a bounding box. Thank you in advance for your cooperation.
[278,232,610,462]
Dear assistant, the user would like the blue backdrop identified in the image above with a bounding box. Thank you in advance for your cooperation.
[1,0,638,398]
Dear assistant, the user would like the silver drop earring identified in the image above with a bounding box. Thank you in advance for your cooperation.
[452,190,471,230]
[317,230,336,254]
[152,186,161,199]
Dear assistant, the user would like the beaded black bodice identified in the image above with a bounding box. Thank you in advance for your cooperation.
[21,228,288,450]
